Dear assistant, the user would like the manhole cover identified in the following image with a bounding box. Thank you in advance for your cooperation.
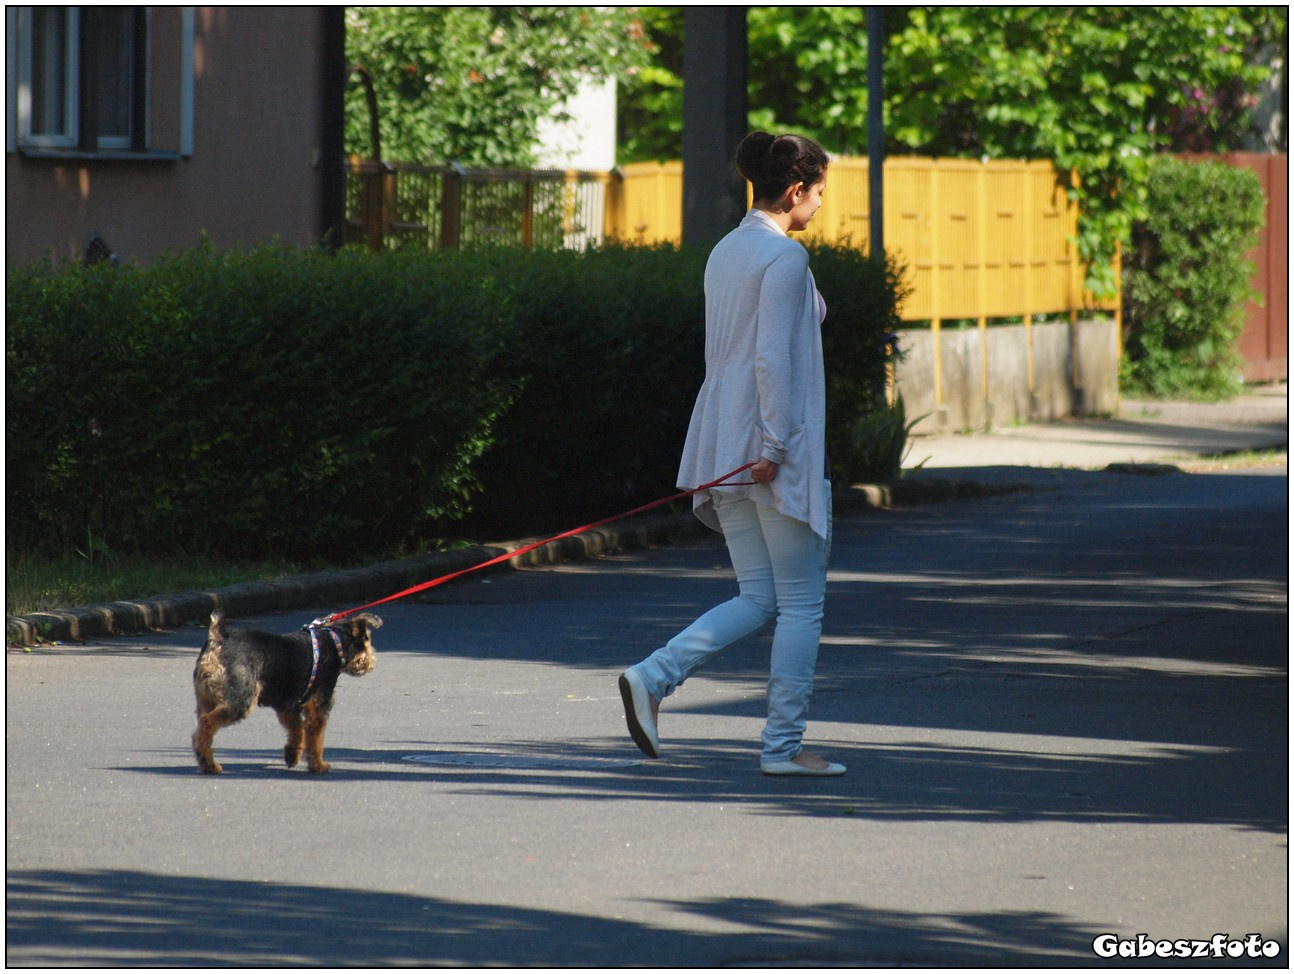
[403,752,642,770]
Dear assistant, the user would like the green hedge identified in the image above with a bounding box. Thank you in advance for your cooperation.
[1121,156,1265,399]
[7,246,516,560]
[460,243,709,536]
[7,241,904,562]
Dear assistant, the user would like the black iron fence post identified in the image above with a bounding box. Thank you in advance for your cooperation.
[440,163,465,250]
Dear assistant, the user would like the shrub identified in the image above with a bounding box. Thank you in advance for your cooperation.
[459,243,709,535]
[834,394,922,487]
[1121,156,1265,399]
[811,243,911,484]
[464,241,911,532]
[7,240,907,562]
[6,245,517,560]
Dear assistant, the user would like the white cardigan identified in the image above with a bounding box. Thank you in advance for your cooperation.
[677,208,830,540]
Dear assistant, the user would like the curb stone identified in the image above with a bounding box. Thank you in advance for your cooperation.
[1104,462,1182,476]
[5,511,717,648]
[6,479,1032,649]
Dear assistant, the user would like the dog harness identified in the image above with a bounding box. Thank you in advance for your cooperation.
[297,626,347,707]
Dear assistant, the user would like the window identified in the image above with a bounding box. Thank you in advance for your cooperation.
[91,8,141,149]
[17,7,77,148]
[14,6,147,153]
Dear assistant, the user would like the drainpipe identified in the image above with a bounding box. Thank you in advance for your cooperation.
[319,7,346,252]
[867,7,884,260]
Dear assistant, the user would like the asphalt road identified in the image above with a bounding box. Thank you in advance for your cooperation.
[6,464,1287,967]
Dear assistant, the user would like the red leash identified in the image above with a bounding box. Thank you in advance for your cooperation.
[321,462,757,623]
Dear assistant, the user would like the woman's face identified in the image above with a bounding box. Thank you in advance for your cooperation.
[787,173,827,232]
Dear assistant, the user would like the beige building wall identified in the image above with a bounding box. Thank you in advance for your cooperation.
[6,7,326,266]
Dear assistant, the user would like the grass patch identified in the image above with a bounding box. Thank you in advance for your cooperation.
[1179,448,1288,472]
[5,551,315,617]
[6,535,488,618]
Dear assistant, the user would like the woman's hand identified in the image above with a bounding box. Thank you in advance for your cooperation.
[750,458,780,483]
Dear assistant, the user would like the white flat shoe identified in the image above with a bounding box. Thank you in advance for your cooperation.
[761,759,847,777]
[618,668,660,758]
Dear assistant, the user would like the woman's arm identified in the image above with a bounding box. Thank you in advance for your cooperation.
[754,246,811,466]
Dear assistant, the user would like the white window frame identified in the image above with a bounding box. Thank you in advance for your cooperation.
[92,7,140,151]
[180,6,194,157]
[6,10,16,153]
[14,6,80,150]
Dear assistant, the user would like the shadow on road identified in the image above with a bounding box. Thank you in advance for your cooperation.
[7,867,1125,967]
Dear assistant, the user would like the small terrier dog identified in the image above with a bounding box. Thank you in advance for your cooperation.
[192,611,381,774]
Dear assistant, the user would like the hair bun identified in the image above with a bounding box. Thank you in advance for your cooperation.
[770,135,800,161]
[734,130,829,204]
[735,131,776,180]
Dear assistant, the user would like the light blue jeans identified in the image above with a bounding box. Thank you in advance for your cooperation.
[630,486,831,763]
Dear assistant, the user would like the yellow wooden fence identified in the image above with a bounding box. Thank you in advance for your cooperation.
[602,160,685,246]
[607,156,1120,328]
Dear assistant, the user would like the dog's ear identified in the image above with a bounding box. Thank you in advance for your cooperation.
[350,613,383,636]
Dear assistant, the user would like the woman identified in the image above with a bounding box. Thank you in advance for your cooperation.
[619,131,843,776]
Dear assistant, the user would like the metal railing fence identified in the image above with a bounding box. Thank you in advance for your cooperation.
[346,158,615,252]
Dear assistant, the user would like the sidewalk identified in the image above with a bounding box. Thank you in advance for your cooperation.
[6,385,1286,648]
[908,382,1287,474]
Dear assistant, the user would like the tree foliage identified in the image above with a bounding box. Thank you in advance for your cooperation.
[882,6,1282,297]
[616,7,684,163]
[345,6,652,167]
[618,6,1285,295]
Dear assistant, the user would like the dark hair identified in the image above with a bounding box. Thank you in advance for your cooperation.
[735,131,830,202]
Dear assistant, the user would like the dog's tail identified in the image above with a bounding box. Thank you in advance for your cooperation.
[204,612,225,655]
[194,612,227,696]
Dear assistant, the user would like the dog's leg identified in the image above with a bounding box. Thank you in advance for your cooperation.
[193,703,239,774]
[277,709,305,769]
[193,629,230,774]
[301,699,332,773]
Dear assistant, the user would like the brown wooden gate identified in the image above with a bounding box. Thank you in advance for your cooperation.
[1180,153,1287,382]
[1237,153,1287,382]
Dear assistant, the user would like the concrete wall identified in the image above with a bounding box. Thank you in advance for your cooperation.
[895,318,1121,434]
[6,7,326,266]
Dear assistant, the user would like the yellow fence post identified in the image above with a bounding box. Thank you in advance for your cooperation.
[976,162,990,425]
[601,169,621,243]
[1025,163,1037,407]
[930,161,943,419]
[1113,240,1123,411]
[1067,168,1082,331]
